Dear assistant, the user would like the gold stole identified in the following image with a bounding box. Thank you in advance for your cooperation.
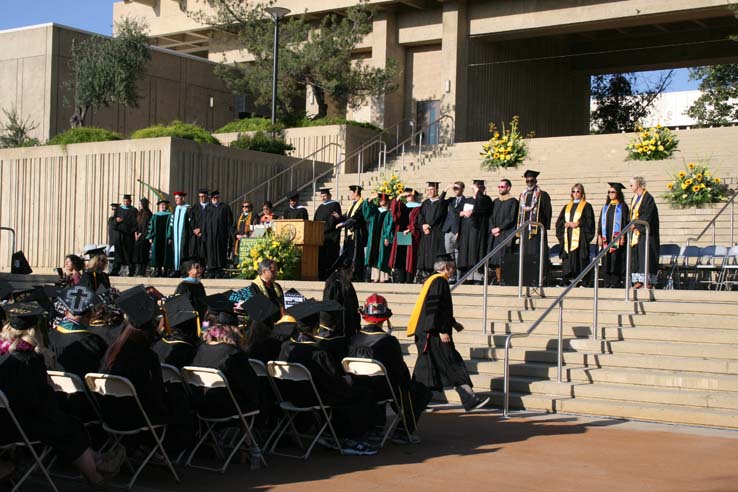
[563,200,587,253]
[629,191,647,246]
[235,212,252,252]
[346,197,364,238]
[406,273,444,337]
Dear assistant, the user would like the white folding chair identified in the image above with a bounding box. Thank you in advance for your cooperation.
[341,357,413,448]
[696,245,728,289]
[85,373,180,490]
[181,366,265,474]
[717,245,738,290]
[266,361,344,460]
[248,358,297,452]
[0,389,59,492]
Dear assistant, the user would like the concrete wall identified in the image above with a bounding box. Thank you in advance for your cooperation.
[0,137,331,269]
[0,24,235,142]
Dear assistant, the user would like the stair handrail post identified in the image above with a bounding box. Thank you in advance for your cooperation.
[538,228,545,291]
[683,186,738,249]
[418,132,423,160]
[593,254,600,339]
[503,335,513,418]
[557,301,564,383]
[312,157,317,216]
[517,232,525,299]
[732,198,735,245]
[482,261,489,334]
[625,229,632,301]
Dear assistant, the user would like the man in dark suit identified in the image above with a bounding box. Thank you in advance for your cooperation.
[442,181,466,281]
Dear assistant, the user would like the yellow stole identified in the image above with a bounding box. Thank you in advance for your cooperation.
[346,197,364,239]
[563,200,587,253]
[406,273,444,337]
[629,191,648,246]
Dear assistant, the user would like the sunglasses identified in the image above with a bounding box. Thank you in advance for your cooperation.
[498,185,508,189]
[571,189,583,193]
[453,186,460,190]
[608,191,617,194]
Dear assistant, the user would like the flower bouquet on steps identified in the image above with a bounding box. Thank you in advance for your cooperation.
[663,159,731,208]
[626,124,679,161]
[374,173,405,200]
[480,115,532,171]
[238,230,301,280]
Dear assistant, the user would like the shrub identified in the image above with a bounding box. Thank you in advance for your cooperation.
[230,131,295,155]
[47,127,123,145]
[294,116,381,132]
[214,117,284,134]
[0,108,41,149]
[130,121,219,145]
[663,160,730,208]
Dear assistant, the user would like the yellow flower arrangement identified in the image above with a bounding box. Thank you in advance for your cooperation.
[374,173,405,200]
[239,230,301,280]
[626,124,679,161]
[664,159,730,208]
[481,115,531,170]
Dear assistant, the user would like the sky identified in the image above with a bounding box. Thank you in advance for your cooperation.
[0,0,699,92]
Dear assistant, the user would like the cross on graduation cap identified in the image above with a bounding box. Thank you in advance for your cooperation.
[70,287,90,311]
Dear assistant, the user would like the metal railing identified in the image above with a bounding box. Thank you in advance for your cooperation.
[684,187,737,248]
[380,114,455,172]
[501,219,651,417]
[0,227,16,268]
[450,221,546,334]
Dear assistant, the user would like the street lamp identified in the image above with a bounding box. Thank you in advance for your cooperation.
[265,6,291,133]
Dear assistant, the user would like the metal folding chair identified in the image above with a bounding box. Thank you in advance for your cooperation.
[248,358,298,452]
[717,245,738,290]
[266,361,344,460]
[85,373,180,490]
[678,245,701,288]
[0,389,59,492]
[696,245,727,289]
[181,366,265,474]
[341,357,413,448]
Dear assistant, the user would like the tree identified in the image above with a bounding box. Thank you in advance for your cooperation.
[0,108,40,148]
[191,1,399,119]
[685,65,738,127]
[590,71,673,133]
[65,17,151,128]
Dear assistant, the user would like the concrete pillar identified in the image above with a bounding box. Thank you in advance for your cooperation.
[370,10,405,132]
[440,1,469,143]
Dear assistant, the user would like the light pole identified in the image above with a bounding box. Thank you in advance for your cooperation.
[265,6,291,134]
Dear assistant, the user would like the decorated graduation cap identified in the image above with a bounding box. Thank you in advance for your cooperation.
[608,182,626,191]
[115,285,161,329]
[273,314,298,340]
[348,185,363,192]
[229,287,254,304]
[58,285,100,315]
[2,301,46,330]
[473,179,486,186]
[522,170,540,178]
[13,286,54,315]
[319,187,332,194]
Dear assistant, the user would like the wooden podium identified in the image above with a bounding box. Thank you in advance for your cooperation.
[273,220,324,280]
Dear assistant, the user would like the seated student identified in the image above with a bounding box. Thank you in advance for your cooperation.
[0,302,125,491]
[173,259,207,320]
[152,295,201,369]
[49,285,108,380]
[63,254,85,287]
[278,301,379,456]
[349,294,431,443]
[79,252,112,292]
[88,290,125,346]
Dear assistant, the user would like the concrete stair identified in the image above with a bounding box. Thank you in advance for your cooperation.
[6,273,738,430]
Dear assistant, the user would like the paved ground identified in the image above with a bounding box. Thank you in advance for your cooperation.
[21,406,737,492]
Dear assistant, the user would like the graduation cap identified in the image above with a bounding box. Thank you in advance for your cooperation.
[523,170,540,178]
[156,199,170,205]
[436,253,454,262]
[95,284,114,304]
[2,302,46,330]
[608,182,626,191]
[473,179,486,186]
[12,287,54,315]
[206,293,238,325]
[0,280,14,300]
[34,284,62,301]
[140,197,149,205]
[145,286,165,302]
[110,203,120,208]
[164,295,199,330]
[238,293,279,323]
[10,288,34,302]
[115,285,161,329]
[426,181,439,188]
[286,190,300,201]
[285,299,343,321]
[122,194,132,200]
[404,187,419,196]
[348,185,363,193]
[197,188,209,195]
[209,190,221,197]
[58,285,100,315]
[181,257,204,274]
[229,287,254,304]
[319,187,332,194]
[173,191,187,197]
[272,316,297,340]
[83,244,107,259]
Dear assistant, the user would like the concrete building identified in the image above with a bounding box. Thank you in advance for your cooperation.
[114,0,738,141]
[0,23,235,142]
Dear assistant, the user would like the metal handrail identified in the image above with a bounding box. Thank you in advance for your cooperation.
[501,218,651,417]
[684,187,737,248]
[382,114,455,161]
[229,142,343,207]
[0,227,16,268]
[451,220,546,333]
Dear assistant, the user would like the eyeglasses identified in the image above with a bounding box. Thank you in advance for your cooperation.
[572,189,583,194]
[453,187,460,190]
[498,185,508,189]
[608,191,617,194]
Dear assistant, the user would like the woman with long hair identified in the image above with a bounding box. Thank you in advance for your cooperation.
[597,182,630,288]
[132,197,153,276]
[63,254,85,286]
[555,183,595,286]
[79,254,111,291]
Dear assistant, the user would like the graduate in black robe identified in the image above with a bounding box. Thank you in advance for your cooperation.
[147,200,174,277]
[153,295,201,369]
[597,183,630,288]
[336,185,368,282]
[556,183,596,286]
[457,180,494,283]
[111,194,138,276]
[314,188,342,280]
[203,190,234,278]
[518,170,552,285]
[173,259,208,320]
[191,188,211,263]
[407,254,489,412]
[283,191,309,220]
[416,182,448,281]
[108,203,120,247]
[132,197,153,276]
[322,260,361,339]
[488,179,519,284]
[349,294,431,436]
[628,177,660,288]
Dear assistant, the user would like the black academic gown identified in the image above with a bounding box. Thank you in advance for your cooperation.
[597,201,630,287]
[314,200,342,280]
[555,201,596,279]
[203,202,234,270]
[283,206,308,220]
[630,191,660,281]
[0,351,89,462]
[278,334,376,439]
[488,196,519,265]
[339,199,368,281]
[322,269,361,339]
[174,280,208,320]
[49,320,108,379]
[133,210,152,268]
[412,275,472,390]
[108,215,119,246]
[519,188,552,282]
[457,191,494,271]
[112,205,138,267]
[79,270,111,292]
[153,334,198,370]
[191,202,211,261]
[189,343,260,418]
[416,195,448,274]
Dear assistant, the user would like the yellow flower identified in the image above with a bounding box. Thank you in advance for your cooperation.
[657,145,664,151]
[271,241,279,248]
[656,124,662,129]
[695,173,703,182]
[250,249,259,259]
[678,171,686,179]
[666,183,673,190]
[692,185,701,193]
[688,162,695,169]
[684,178,693,186]
[493,132,500,138]
[700,183,706,189]
[681,183,688,190]
[505,155,512,161]
[715,177,721,184]
[253,260,259,270]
